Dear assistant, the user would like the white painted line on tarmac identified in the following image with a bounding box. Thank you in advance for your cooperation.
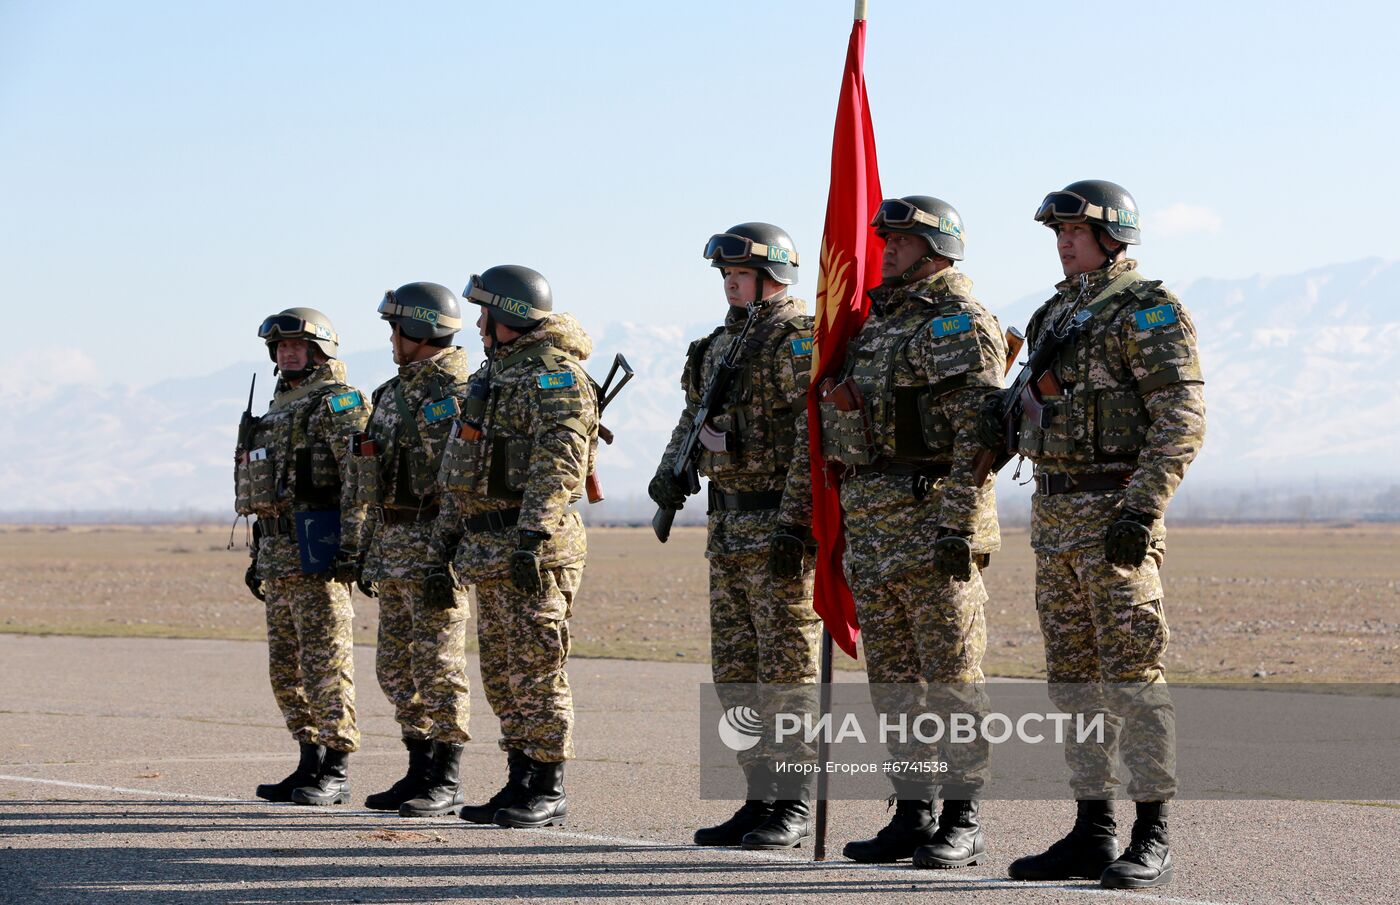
[0,774,1233,905]
[0,774,244,802]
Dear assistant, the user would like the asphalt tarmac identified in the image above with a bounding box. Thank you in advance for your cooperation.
[1,634,1395,904]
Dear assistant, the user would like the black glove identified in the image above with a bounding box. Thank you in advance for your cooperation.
[1105,509,1154,567]
[931,529,974,582]
[648,471,687,509]
[974,390,1009,451]
[244,562,265,601]
[769,524,813,580]
[423,569,457,610]
[510,530,548,595]
[355,567,378,599]
[332,549,360,585]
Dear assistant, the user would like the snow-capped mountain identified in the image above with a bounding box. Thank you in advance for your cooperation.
[2,259,1395,515]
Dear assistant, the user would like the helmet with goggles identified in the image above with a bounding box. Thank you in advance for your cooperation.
[871,195,964,262]
[378,282,463,340]
[258,307,340,362]
[464,265,553,330]
[1035,179,1140,245]
[703,222,799,285]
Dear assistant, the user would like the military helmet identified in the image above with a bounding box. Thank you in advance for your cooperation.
[258,307,339,362]
[703,222,799,285]
[1035,179,1141,245]
[871,195,965,261]
[378,281,463,340]
[464,265,553,330]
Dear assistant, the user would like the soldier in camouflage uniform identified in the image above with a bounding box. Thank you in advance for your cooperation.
[649,222,822,850]
[815,197,1006,868]
[356,282,475,818]
[236,308,368,806]
[430,264,598,830]
[994,181,1206,890]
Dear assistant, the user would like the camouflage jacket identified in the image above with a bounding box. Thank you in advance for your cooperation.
[359,346,473,582]
[659,297,813,558]
[237,359,370,580]
[1019,259,1207,553]
[436,314,599,582]
[831,269,1006,585]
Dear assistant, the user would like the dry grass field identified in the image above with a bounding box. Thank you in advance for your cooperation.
[0,523,1396,682]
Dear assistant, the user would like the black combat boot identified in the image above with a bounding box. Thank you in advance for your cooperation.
[494,757,567,828]
[694,763,776,846]
[461,750,531,824]
[365,737,434,812]
[1008,799,1119,881]
[842,795,937,863]
[291,746,351,806]
[1100,801,1172,889]
[399,741,466,817]
[913,799,984,869]
[741,799,812,850]
[255,742,323,803]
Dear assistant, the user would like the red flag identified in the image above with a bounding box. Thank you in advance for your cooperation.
[807,14,883,660]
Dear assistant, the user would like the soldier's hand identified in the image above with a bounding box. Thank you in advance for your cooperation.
[244,562,266,601]
[931,529,974,582]
[974,390,1008,451]
[355,569,378,599]
[647,471,687,510]
[423,570,457,610]
[1105,509,1154,567]
[511,530,547,595]
[769,524,812,580]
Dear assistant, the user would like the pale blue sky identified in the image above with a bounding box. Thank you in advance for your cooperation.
[3,0,1397,387]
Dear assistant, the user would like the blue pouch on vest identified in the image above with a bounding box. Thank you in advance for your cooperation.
[294,509,342,574]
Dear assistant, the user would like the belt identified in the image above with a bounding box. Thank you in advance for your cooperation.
[707,487,783,513]
[464,508,521,533]
[1036,471,1133,495]
[256,513,294,537]
[844,461,952,479]
[379,503,440,525]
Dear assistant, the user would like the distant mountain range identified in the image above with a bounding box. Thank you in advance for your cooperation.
[2,258,1396,518]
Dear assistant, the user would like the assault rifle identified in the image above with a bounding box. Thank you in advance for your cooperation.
[972,311,1093,485]
[585,353,634,503]
[651,304,760,542]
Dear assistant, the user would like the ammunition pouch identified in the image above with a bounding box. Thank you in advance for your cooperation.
[352,449,384,506]
[485,434,531,501]
[817,377,875,466]
[439,424,486,494]
[248,454,277,509]
[234,455,254,515]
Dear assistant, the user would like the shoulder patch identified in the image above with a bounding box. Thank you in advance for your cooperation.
[327,390,363,414]
[422,397,460,424]
[1133,304,1179,331]
[538,371,576,390]
[929,313,972,338]
[790,336,813,357]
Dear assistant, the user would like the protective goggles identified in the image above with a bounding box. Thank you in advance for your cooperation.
[258,314,337,343]
[703,233,799,267]
[378,291,463,330]
[461,275,548,322]
[1034,191,1139,230]
[870,198,943,231]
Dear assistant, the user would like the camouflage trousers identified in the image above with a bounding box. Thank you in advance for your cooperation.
[375,578,472,744]
[849,562,990,798]
[709,552,822,772]
[475,560,582,763]
[263,573,359,753]
[1035,542,1176,801]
